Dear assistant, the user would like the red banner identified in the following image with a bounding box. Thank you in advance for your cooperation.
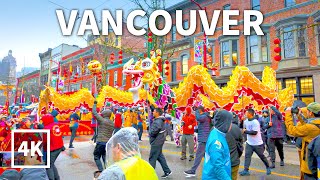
[58,120,94,136]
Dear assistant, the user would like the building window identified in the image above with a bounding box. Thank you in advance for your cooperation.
[297,25,306,57]
[181,55,188,75]
[247,34,269,63]
[171,61,177,81]
[251,0,260,10]
[106,73,109,85]
[281,25,307,59]
[183,20,189,38]
[223,4,231,10]
[285,78,297,94]
[283,26,295,58]
[221,40,238,67]
[285,0,295,7]
[249,35,259,63]
[114,70,118,86]
[171,25,176,42]
[122,74,126,86]
[300,77,313,94]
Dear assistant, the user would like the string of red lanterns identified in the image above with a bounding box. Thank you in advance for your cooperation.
[273,38,281,62]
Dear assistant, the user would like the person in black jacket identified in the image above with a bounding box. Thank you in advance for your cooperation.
[148,108,172,179]
[226,114,243,180]
[307,135,320,179]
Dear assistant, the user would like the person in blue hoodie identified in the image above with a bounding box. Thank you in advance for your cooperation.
[202,109,232,180]
[69,109,81,148]
[184,106,211,177]
[307,135,320,180]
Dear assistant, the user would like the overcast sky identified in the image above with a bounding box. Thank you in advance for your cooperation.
[0,0,183,71]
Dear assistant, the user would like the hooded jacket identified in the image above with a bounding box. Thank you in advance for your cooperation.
[182,107,196,135]
[264,106,285,139]
[307,135,320,176]
[202,110,232,180]
[149,116,166,146]
[195,110,211,143]
[285,112,320,175]
[92,103,114,143]
[226,114,243,167]
[42,114,64,152]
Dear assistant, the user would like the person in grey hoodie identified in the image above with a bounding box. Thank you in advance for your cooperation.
[92,100,114,172]
[226,113,243,180]
[184,106,211,177]
[148,108,172,179]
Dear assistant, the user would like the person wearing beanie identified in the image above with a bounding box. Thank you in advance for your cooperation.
[202,110,232,180]
[92,99,114,172]
[226,111,243,180]
[239,108,271,176]
[285,102,320,179]
[180,106,196,161]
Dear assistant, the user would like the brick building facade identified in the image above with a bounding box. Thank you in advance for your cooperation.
[165,0,320,105]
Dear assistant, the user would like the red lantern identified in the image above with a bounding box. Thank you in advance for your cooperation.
[165,72,169,76]
[274,38,280,44]
[274,55,281,61]
[274,47,281,53]
[165,60,169,64]
[119,50,122,55]
[165,66,169,70]
[148,38,152,42]
[118,60,122,64]
[148,32,152,36]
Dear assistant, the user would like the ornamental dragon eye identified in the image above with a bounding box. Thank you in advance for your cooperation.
[141,58,153,70]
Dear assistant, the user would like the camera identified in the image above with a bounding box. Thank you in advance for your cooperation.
[291,107,299,114]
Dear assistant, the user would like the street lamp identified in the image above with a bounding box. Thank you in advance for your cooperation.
[190,0,207,68]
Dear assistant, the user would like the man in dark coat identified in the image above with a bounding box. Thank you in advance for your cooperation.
[308,135,320,179]
[92,100,114,172]
[148,108,172,179]
[184,106,211,177]
[226,113,243,180]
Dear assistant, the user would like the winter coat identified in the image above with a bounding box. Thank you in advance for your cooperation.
[307,135,320,176]
[149,116,166,146]
[202,128,231,180]
[285,112,320,175]
[264,106,285,139]
[226,123,243,167]
[182,110,196,135]
[195,110,211,143]
[42,114,64,152]
[20,168,49,180]
[92,104,114,143]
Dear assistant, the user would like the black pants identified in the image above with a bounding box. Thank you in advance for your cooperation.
[268,138,284,162]
[69,127,78,146]
[138,124,143,140]
[93,143,106,171]
[46,147,63,180]
[244,143,269,171]
[149,144,171,174]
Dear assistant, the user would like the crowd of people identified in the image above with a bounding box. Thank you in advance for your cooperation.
[1,100,320,180]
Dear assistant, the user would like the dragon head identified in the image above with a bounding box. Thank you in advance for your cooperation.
[123,50,162,92]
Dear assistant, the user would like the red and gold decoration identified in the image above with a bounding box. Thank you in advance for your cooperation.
[87,60,102,74]
[110,52,115,65]
[164,60,169,77]
[273,38,281,62]
[118,50,123,64]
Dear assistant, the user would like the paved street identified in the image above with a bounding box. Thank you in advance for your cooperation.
[56,134,301,180]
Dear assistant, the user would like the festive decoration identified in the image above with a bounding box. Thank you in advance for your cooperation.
[118,50,123,64]
[274,38,281,62]
[87,60,102,74]
[110,52,115,65]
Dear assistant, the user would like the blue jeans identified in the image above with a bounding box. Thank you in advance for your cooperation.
[132,124,138,130]
[69,127,78,146]
[191,142,206,172]
[138,123,143,140]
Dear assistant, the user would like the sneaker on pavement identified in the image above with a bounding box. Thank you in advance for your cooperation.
[69,145,74,149]
[270,162,275,169]
[266,168,272,175]
[189,157,194,161]
[280,160,285,166]
[184,170,196,177]
[180,157,187,160]
[239,170,250,176]
[161,171,172,179]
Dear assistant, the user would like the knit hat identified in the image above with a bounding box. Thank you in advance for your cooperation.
[307,102,320,115]
[0,169,20,180]
[213,110,232,133]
